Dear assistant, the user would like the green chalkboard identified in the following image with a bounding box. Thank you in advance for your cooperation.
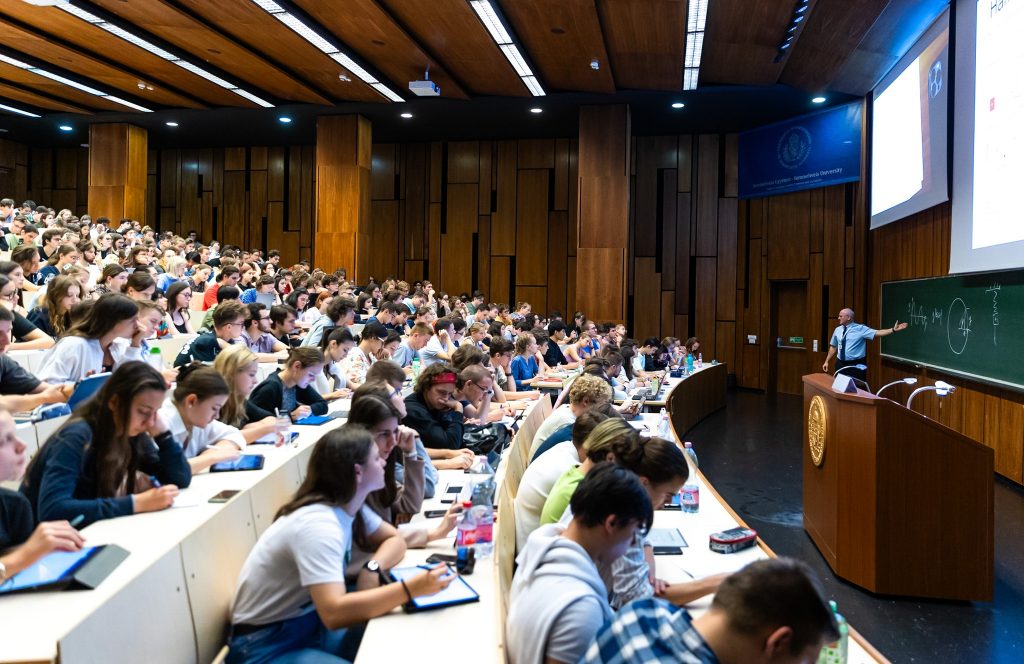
[880,270,1024,392]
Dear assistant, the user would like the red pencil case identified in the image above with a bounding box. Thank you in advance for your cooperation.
[709,527,758,554]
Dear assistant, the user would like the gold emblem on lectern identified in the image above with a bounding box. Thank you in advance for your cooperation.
[808,395,827,467]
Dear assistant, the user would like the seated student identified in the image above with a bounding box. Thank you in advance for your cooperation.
[226,425,453,664]
[466,321,488,350]
[165,281,195,334]
[339,322,388,388]
[240,274,276,305]
[199,285,241,332]
[241,303,288,362]
[300,295,356,348]
[452,343,512,407]
[27,274,81,338]
[654,336,680,370]
[203,265,240,310]
[20,362,190,526]
[35,294,144,384]
[416,317,454,368]
[487,338,541,401]
[577,320,603,358]
[248,347,328,422]
[602,350,631,399]
[378,330,402,362]
[390,322,432,370]
[269,304,300,347]
[544,320,579,369]
[155,255,186,293]
[0,308,71,410]
[11,244,41,295]
[92,263,128,298]
[507,462,653,664]
[385,305,409,333]
[123,270,157,302]
[510,333,546,389]
[302,291,333,327]
[35,244,79,287]
[0,408,86,579]
[159,363,246,474]
[453,364,503,423]
[316,326,355,400]
[541,418,641,525]
[0,274,54,352]
[174,300,247,367]
[683,336,701,361]
[364,299,396,327]
[402,363,466,452]
[515,408,614,554]
[527,375,611,462]
[634,336,662,375]
[584,558,840,664]
[212,345,279,444]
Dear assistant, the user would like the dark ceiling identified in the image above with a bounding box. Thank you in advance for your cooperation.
[0,0,949,148]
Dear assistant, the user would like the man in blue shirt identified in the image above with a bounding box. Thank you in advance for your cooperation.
[823,308,907,383]
[584,558,839,664]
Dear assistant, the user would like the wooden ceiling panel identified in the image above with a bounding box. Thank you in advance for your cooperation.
[0,82,91,115]
[175,0,384,103]
[0,3,240,107]
[377,0,527,97]
[0,62,127,112]
[779,0,891,93]
[89,0,330,105]
[0,23,201,109]
[293,0,468,100]
[500,0,615,93]
[700,0,804,86]
[597,0,686,91]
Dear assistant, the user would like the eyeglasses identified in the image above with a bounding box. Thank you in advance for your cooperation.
[1,291,17,301]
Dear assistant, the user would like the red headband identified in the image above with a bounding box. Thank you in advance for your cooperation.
[431,372,457,385]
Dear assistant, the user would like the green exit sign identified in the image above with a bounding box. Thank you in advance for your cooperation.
[788,336,804,344]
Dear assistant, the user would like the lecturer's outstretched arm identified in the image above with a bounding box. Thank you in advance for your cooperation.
[874,320,909,338]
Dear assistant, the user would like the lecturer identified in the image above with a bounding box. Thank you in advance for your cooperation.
[822,308,908,382]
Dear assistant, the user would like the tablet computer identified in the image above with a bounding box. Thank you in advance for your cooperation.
[67,372,112,410]
[210,455,265,472]
[389,566,479,612]
[294,412,344,426]
[0,544,128,595]
[251,431,298,445]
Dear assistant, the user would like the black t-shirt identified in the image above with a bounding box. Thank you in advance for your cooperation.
[543,342,568,367]
[12,311,39,342]
[0,487,34,550]
[0,354,42,395]
[174,333,225,367]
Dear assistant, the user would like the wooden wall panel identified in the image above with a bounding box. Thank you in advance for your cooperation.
[766,190,811,280]
[0,140,88,216]
[491,141,517,255]
[440,183,478,295]
[515,170,549,286]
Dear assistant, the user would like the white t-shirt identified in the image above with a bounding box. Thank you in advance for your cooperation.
[527,404,577,459]
[231,503,382,626]
[514,441,579,554]
[419,335,447,367]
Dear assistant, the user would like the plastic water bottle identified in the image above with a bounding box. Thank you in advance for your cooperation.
[455,501,477,548]
[411,355,421,379]
[697,353,703,368]
[467,456,496,557]
[146,346,163,371]
[681,442,700,513]
[686,353,694,374]
[657,408,670,438]
[817,601,849,664]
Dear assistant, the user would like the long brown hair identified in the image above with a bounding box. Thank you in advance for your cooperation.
[275,425,375,520]
[347,390,402,511]
[43,274,80,336]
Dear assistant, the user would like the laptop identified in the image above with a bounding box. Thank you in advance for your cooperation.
[255,292,276,308]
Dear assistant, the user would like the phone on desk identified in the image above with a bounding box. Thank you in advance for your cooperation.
[209,490,241,503]
[424,510,449,518]
[425,553,458,565]
[440,485,463,503]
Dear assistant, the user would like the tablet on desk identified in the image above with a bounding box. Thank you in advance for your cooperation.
[0,544,129,596]
[294,412,345,425]
[389,566,479,612]
[67,372,112,410]
[210,455,265,472]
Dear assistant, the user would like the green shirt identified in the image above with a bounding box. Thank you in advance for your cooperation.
[540,465,584,525]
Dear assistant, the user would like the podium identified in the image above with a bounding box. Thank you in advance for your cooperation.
[802,373,993,602]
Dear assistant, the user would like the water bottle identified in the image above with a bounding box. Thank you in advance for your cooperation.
[455,501,477,548]
[697,353,703,368]
[686,353,694,374]
[817,600,849,664]
[657,408,670,438]
[466,456,496,556]
[146,346,163,371]
[681,441,700,513]
[411,355,421,379]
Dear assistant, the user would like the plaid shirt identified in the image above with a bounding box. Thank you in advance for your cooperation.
[582,598,719,664]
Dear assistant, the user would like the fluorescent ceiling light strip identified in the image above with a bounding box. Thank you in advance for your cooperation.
[98,23,178,60]
[0,53,31,68]
[33,69,105,95]
[683,68,699,91]
[371,82,405,103]
[522,76,545,96]
[101,95,151,112]
[0,102,41,118]
[58,4,103,24]
[470,1,513,44]
[686,33,704,68]
[329,53,377,84]
[253,0,285,12]
[687,0,709,32]
[499,44,533,77]
[231,88,275,108]
[275,13,337,54]
[173,60,234,88]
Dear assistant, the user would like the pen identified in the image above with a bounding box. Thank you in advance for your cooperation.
[70,514,85,528]
[149,475,162,488]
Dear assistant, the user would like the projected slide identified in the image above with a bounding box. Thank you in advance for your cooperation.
[871,61,924,216]
[972,0,1024,249]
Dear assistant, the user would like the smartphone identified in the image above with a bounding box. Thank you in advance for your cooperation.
[425,553,458,565]
[652,546,683,556]
[424,509,449,518]
[446,485,463,494]
[209,489,241,503]
[663,493,682,510]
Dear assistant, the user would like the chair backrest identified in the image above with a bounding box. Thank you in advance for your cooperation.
[496,480,517,618]
[552,375,577,410]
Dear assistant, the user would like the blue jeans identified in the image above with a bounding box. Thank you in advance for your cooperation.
[225,610,364,664]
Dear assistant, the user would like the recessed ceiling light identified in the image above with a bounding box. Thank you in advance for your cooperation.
[279,116,292,123]
[811,96,827,104]
[671,102,685,109]
[400,112,413,119]
[166,121,179,127]
[59,125,73,132]
[530,107,542,113]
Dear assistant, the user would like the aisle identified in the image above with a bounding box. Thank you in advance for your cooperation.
[689,390,1024,663]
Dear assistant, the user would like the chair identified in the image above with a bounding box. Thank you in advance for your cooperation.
[494,480,516,664]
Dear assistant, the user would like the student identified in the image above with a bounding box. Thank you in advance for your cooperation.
[453,364,497,422]
[419,317,456,367]
[269,304,299,347]
[203,265,240,310]
[402,363,468,452]
[159,363,246,474]
[35,294,144,384]
[11,244,41,294]
[248,347,328,422]
[316,326,355,400]
[165,281,195,334]
[212,345,278,444]
[634,337,661,374]
[529,374,614,462]
[241,303,289,361]
[339,322,388,388]
[0,307,71,410]
[36,228,63,264]
[507,462,653,664]
[226,426,453,664]
[27,274,81,338]
[173,300,247,367]
[123,271,156,302]
[510,333,545,388]
[300,295,356,348]
[156,255,187,292]
[93,264,128,297]
[488,338,540,401]
[200,285,241,332]
[545,320,579,369]
[584,558,840,664]
[378,330,402,362]
[20,362,190,526]
[240,274,276,305]
[390,322,432,370]
[35,244,79,286]
[515,409,615,554]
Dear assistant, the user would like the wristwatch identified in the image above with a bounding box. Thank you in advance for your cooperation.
[364,559,389,587]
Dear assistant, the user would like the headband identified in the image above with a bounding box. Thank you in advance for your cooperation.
[430,372,458,385]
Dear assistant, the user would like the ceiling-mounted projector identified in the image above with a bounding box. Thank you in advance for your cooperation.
[409,79,440,97]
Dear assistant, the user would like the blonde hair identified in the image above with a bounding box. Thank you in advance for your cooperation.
[581,418,641,463]
[568,374,613,406]
[213,344,258,427]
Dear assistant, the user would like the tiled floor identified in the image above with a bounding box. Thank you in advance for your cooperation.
[688,390,1024,663]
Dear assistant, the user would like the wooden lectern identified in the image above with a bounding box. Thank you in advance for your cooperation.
[802,373,993,602]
